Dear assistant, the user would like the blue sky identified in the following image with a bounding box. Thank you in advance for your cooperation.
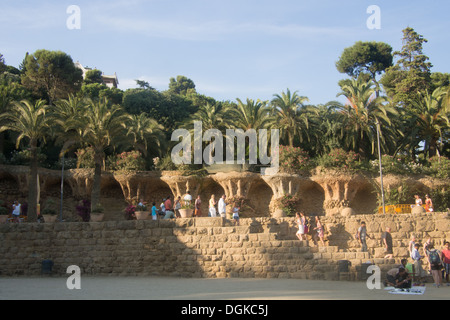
[1,0,449,105]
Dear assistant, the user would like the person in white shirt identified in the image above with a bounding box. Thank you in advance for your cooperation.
[12,200,21,223]
[218,195,227,218]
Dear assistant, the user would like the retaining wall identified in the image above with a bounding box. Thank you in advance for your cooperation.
[1,213,448,281]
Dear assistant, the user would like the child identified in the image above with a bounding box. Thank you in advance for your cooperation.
[232,202,240,226]
[151,202,158,221]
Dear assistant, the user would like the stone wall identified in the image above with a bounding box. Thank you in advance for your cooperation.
[1,213,448,281]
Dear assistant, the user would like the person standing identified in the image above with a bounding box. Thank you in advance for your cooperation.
[411,243,425,282]
[414,194,423,207]
[356,221,371,252]
[408,234,416,257]
[232,202,240,226]
[174,196,182,218]
[426,243,444,288]
[382,227,393,259]
[209,195,217,217]
[425,194,434,213]
[151,202,158,221]
[12,200,21,223]
[194,195,202,217]
[218,195,227,218]
[441,241,450,286]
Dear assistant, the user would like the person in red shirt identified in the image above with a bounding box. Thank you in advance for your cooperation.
[164,195,172,211]
[442,242,450,286]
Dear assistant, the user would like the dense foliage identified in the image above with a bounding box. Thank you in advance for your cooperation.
[0,27,449,214]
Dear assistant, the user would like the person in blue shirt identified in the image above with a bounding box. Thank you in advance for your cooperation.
[151,202,158,220]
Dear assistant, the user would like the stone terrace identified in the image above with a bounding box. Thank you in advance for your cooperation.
[3,213,448,281]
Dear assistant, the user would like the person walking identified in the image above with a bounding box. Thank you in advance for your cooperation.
[426,243,444,288]
[356,221,371,252]
[295,212,306,241]
[313,216,325,246]
[382,227,393,259]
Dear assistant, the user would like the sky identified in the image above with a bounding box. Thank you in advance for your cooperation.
[1,0,449,106]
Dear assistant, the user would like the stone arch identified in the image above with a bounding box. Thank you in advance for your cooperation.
[0,171,21,197]
[139,178,174,208]
[349,183,378,215]
[299,182,326,216]
[246,178,273,218]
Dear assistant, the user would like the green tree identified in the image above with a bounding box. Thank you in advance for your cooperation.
[381,27,433,108]
[21,50,83,104]
[411,87,449,159]
[271,89,310,147]
[168,75,196,96]
[336,41,393,92]
[337,79,399,158]
[0,100,51,222]
[127,113,166,158]
[84,69,104,85]
[72,98,131,211]
[232,98,273,131]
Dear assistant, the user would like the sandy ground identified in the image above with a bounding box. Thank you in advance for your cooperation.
[0,276,448,301]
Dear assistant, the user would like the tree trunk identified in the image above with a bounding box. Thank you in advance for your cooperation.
[27,140,38,222]
[90,148,103,212]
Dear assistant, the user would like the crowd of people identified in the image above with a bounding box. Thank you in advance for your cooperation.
[138,193,242,226]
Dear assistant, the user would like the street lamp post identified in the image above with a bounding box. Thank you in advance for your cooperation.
[376,121,386,214]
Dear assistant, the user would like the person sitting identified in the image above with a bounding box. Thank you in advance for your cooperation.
[394,267,412,289]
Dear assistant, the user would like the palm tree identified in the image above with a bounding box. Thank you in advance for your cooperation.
[411,87,449,158]
[271,89,310,147]
[0,99,51,222]
[127,113,166,157]
[231,98,273,131]
[336,79,399,158]
[73,98,131,211]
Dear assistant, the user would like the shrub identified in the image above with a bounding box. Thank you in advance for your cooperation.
[75,147,95,169]
[278,194,299,217]
[317,148,361,172]
[279,145,311,173]
[108,151,146,171]
[425,156,450,179]
[9,149,47,166]
[124,204,136,220]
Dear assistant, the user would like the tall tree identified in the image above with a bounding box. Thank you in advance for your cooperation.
[336,41,393,92]
[73,98,130,211]
[381,27,433,108]
[168,75,196,96]
[0,100,51,222]
[411,87,449,158]
[21,50,83,104]
[337,79,399,158]
[271,89,310,147]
